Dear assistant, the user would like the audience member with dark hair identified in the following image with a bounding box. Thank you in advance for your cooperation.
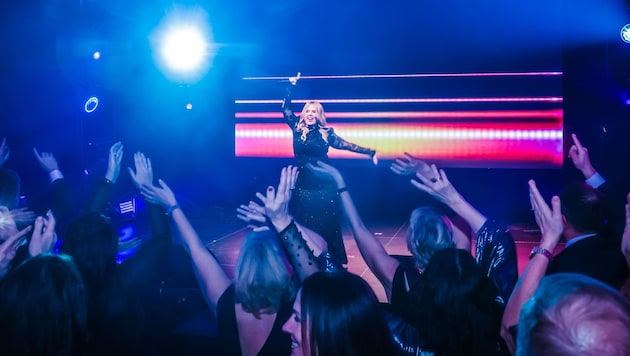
[542,180,629,288]
[407,248,506,356]
[0,253,88,356]
[257,166,396,355]
[283,272,396,356]
[59,152,171,354]
[517,273,630,356]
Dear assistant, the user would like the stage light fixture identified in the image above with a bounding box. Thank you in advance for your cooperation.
[93,51,101,60]
[84,96,99,113]
[621,23,630,43]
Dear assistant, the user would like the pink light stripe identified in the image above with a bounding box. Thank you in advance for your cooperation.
[235,109,563,120]
[235,97,563,105]
[242,71,563,81]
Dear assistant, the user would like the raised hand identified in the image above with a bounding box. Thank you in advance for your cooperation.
[236,201,269,232]
[289,71,301,86]
[410,164,462,206]
[0,225,32,278]
[256,165,298,232]
[33,148,60,173]
[139,179,177,209]
[128,152,153,189]
[567,133,596,179]
[0,138,10,166]
[306,161,344,188]
[390,152,433,179]
[28,210,58,257]
[7,207,36,226]
[528,180,563,251]
[371,152,379,166]
[105,141,123,183]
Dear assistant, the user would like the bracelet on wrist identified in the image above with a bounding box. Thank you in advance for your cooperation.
[337,187,348,194]
[165,204,181,216]
[529,246,553,261]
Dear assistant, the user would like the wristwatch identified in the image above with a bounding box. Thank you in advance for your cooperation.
[529,246,553,261]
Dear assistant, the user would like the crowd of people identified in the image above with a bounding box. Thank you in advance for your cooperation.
[1,78,630,355]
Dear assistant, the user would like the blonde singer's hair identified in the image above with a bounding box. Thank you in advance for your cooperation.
[298,101,329,142]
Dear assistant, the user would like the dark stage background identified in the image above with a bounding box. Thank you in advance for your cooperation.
[1,0,630,226]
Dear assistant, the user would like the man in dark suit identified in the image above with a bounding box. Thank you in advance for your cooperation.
[544,181,629,288]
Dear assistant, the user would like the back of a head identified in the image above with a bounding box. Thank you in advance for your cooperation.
[0,253,88,356]
[0,168,20,210]
[560,182,605,234]
[408,248,503,356]
[234,230,296,317]
[407,206,455,270]
[61,213,118,286]
[301,272,394,356]
[518,273,630,356]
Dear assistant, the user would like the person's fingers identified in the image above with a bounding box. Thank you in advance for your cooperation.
[0,225,32,252]
[410,178,433,194]
[550,196,561,220]
[430,164,440,180]
[33,147,41,160]
[403,152,416,161]
[529,180,550,216]
[438,169,450,184]
[255,192,266,205]
[415,171,433,186]
[571,133,584,150]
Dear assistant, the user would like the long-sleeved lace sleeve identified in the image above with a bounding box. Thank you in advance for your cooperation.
[475,219,518,303]
[282,85,298,128]
[327,128,376,157]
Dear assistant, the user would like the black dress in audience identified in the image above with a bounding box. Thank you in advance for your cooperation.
[216,285,293,355]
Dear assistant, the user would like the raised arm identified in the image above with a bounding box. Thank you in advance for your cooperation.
[568,133,599,182]
[307,161,399,297]
[500,180,563,354]
[282,72,300,127]
[327,130,377,165]
[120,152,172,289]
[140,179,230,312]
[86,141,123,214]
[259,165,324,281]
[411,164,487,234]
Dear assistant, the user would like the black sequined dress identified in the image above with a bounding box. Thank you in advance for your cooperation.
[283,93,375,264]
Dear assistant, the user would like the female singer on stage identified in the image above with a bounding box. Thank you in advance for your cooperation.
[282,73,378,264]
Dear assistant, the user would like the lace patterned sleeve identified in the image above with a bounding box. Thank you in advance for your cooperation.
[277,221,321,281]
[282,85,298,128]
[327,128,376,157]
[475,219,518,303]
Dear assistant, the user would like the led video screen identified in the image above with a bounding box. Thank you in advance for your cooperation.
[234,71,563,168]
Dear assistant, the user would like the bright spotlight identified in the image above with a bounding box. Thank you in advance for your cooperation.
[160,27,207,71]
[621,23,630,43]
[93,51,101,60]
[151,7,214,82]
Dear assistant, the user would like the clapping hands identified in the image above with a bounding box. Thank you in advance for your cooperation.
[528,180,563,251]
